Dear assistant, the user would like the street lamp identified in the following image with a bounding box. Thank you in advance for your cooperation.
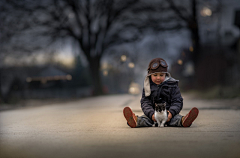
[189,46,194,52]
[121,55,127,62]
[103,70,108,76]
[201,7,212,17]
[128,62,135,68]
[177,59,183,65]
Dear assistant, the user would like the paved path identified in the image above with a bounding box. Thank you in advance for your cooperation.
[0,94,240,158]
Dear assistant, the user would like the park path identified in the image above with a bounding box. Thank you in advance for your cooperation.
[0,94,240,158]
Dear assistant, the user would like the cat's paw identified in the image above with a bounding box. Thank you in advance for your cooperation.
[152,123,158,127]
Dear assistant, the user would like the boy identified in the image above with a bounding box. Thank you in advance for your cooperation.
[123,58,199,128]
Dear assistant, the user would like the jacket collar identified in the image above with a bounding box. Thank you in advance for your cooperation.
[144,72,179,97]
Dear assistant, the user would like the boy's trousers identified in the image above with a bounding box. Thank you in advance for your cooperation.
[136,114,183,127]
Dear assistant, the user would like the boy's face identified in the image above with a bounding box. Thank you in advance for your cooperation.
[151,72,166,85]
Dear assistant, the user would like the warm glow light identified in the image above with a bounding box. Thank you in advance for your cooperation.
[189,46,194,52]
[129,82,140,95]
[121,55,127,62]
[177,59,183,65]
[128,62,135,68]
[101,62,109,70]
[129,87,136,94]
[103,70,108,76]
[201,7,212,17]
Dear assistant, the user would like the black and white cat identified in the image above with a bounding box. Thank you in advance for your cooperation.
[153,101,168,128]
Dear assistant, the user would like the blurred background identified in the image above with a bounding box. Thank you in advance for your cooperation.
[0,0,240,105]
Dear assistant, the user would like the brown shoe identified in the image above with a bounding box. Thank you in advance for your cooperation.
[182,107,199,127]
[123,107,137,128]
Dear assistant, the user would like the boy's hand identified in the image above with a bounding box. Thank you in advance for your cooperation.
[167,111,172,122]
[152,114,156,122]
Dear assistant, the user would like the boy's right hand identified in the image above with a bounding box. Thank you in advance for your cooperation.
[152,114,156,122]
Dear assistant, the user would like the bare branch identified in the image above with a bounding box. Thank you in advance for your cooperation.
[65,0,84,29]
[167,0,190,22]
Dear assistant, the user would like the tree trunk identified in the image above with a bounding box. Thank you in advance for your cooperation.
[187,0,201,89]
[88,56,104,96]
[77,37,104,95]
[190,0,200,65]
[190,26,200,64]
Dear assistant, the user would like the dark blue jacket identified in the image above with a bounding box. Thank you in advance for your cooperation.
[140,77,183,120]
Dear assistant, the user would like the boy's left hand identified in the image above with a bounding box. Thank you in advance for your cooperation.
[167,111,172,122]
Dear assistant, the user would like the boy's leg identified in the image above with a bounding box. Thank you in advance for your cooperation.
[167,114,183,127]
[137,115,154,127]
[123,107,154,128]
[182,107,199,127]
[123,107,137,128]
[167,107,199,127]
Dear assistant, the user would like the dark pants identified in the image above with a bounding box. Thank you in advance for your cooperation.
[136,114,183,127]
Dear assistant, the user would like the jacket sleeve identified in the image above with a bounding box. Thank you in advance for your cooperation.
[140,88,154,120]
[168,86,183,117]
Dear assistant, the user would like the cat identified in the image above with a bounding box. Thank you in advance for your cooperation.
[153,101,168,128]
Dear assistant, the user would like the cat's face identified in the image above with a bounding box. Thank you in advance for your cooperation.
[155,102,166,112]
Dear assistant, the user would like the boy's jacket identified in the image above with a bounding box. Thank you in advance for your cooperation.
[140,76,183,120]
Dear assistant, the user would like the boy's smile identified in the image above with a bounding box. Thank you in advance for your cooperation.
[151,72,166,85]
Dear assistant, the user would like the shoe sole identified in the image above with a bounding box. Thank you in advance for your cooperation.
[123,107,137,128]
[182,107,199,127]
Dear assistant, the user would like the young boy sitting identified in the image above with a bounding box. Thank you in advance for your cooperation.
[123,58,199,128]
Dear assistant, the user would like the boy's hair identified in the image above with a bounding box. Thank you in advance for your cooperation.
[147,58,168,74]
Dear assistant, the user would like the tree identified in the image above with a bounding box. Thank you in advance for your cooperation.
[1,0,185,95]
[167,0,200,64]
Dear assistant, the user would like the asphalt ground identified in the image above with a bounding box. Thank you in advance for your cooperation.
[0,94,240,158]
